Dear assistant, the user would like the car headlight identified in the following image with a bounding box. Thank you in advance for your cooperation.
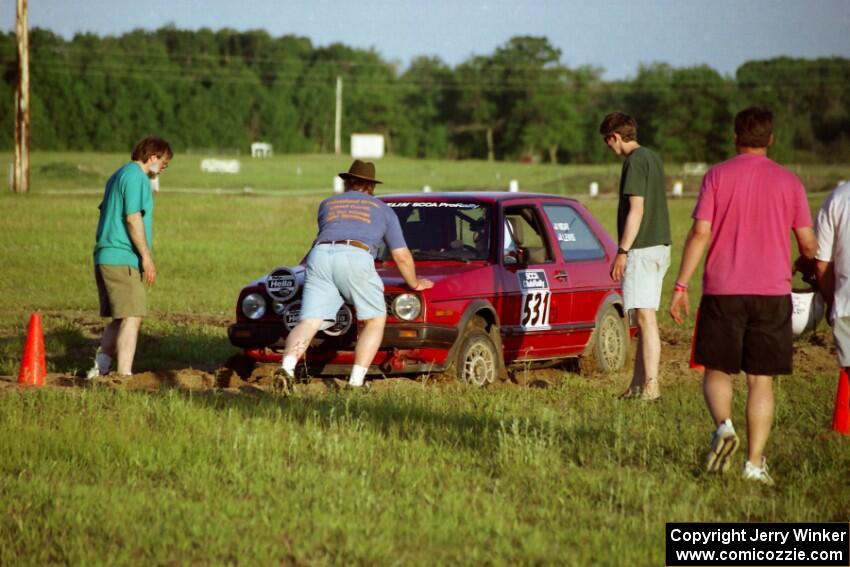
[392,293,421,321]
[242,293,267,320]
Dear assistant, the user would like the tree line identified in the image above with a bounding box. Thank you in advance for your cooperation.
[1,27,848,164]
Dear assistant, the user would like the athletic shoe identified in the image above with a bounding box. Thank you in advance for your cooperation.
[705,419,740,473]
[85,349,112,380]
[640,379,661,401]
[619,385,640,399]
[272,368,294,395]
[85,364,99,380]
[742,458,775,486]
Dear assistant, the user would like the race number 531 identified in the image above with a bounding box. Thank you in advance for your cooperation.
[518,270,551,329]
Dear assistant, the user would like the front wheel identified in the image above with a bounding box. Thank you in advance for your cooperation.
[455,328,499,387]
[580,304,628,375]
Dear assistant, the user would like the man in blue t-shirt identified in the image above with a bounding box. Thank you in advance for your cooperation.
[280,160,434,387]
[87,136,173,379]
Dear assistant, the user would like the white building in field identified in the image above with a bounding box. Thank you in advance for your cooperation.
[350,134,384,159]
[201,158,240,174]
[251,142,273,158]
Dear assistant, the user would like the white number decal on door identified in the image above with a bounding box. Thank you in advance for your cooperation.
[518,269,551,330]
[521,290,551,329]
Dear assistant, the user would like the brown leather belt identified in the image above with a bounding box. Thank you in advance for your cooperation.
[317,239,370,252]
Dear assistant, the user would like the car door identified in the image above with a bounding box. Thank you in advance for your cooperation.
[497,202,574,362]
[540,202,613,353]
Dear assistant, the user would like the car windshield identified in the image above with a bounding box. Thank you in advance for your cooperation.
[378,202,492,261]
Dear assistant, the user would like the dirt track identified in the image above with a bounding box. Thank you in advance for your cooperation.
[0,356,452,396]
[1,327,839,395]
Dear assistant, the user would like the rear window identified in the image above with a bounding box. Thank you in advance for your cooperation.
[542,204,606,262]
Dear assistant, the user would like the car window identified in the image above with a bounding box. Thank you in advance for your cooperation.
[542,204,606,262]
[503,206,553,265]
[378,202,492,261]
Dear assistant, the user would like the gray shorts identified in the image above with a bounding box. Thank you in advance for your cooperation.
[622,244,671,311]
[834,316,850,367]
[300,243,386,326]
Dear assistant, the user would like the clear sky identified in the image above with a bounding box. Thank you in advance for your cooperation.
[3,0,849,79]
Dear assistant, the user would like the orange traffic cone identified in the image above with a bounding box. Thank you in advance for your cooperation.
[831,369,850,435]
[17,313,46,387]
[689,309,704,371]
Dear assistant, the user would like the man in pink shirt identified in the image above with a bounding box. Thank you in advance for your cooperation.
[669,107,817,484]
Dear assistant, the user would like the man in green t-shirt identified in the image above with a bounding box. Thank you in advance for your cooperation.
[600,112,672,400]
[87,136,172,379]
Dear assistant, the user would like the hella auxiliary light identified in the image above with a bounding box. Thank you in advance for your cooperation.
[266,266,303,302]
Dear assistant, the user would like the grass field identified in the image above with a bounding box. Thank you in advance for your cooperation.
[2,151,626,195]
[1,152,849,565]
[2,150,849,195]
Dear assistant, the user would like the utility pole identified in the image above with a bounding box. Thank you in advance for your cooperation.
[334,76,342,155]
[14,0,30,193]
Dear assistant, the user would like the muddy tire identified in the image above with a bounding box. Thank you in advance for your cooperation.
[455,328,499,387]
[580,304,628,375]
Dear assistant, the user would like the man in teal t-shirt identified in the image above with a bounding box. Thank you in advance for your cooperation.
[94,162,155,269]
[600,112,671,401]
[87,136,172,379]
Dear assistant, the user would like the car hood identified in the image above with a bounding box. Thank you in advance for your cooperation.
[243,261,491,293]
[375,262,489,291]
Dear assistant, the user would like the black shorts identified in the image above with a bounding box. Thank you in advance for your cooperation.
[695,295,792,376]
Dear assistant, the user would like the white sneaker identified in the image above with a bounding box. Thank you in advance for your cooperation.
[280,355,298,379]
[743,458,775,486]
[272,367,294,395]
[705,419,740,473]
[348,364,368,388]
[85,349,112,380]
[85,364,99,380]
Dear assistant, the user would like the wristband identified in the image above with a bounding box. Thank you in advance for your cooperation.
[616,247,629,255]
[673,282,688,292]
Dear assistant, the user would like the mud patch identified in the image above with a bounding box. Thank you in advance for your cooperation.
[85,368,216,391]
[0,328,840,396]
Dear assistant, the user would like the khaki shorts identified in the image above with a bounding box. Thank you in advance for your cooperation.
[95,264,146,318]
[834,316,850,367]
[622,244,671,311]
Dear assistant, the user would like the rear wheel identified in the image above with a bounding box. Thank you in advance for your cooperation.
[580,304,628,375]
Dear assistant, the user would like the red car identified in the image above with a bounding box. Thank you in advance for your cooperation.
[228,192,632,385]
